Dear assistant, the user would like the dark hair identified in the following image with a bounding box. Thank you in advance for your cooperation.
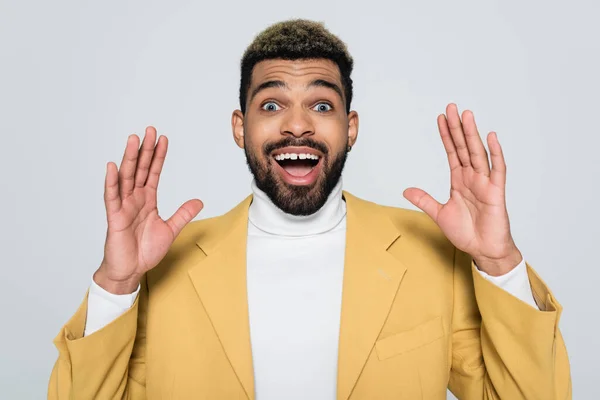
[239,19,354,114]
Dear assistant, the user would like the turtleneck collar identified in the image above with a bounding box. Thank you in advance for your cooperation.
[248,179,346,237]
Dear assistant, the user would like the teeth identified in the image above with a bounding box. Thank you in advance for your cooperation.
[274,153,319,161]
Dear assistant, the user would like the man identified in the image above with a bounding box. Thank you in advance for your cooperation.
[48,19,571,399]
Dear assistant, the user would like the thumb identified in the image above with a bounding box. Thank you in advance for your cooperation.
[166,199,204,238]
[403,187,442,222]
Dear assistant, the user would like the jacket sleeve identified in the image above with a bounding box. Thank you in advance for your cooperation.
[448,249,572,400]
[47,275,148,400]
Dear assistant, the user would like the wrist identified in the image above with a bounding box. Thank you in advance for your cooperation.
[473,247,523,277]
[93,267,140,295]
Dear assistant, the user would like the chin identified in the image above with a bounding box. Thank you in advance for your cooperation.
[273,177,328,216]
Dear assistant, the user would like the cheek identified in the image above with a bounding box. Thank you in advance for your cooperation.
[244,120,275,162]
[246,115,282,144]
[316,118,348,152]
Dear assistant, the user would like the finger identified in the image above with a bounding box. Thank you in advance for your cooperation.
[403,187,443,222]
[104,161,121,215]
[119,134,140,198]
[134,126,158,188]
[446,103,471,167]
[146,135,168,190]
[166,199,204,238]
[437,114,461,171]
[461,110,491,176]
[488,132,507,188]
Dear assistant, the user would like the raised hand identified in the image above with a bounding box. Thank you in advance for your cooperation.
[403,104,522,276]
[94,126,204,294]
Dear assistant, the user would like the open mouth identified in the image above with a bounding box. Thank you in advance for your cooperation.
[274,152,320,177]
[270,148,324,186]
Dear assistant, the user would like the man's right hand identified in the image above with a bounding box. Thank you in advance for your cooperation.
[93,126,204,294]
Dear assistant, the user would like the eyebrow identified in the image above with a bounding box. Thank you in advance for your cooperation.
[249,79,345,104]
[308,79,344,103]
[250,80,288,102]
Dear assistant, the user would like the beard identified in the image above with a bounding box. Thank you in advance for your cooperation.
[244,136,348,216]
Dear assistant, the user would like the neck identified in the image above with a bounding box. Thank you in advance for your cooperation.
[248,179,346,237]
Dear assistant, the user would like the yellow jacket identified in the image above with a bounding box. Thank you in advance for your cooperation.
[48,192,571,399]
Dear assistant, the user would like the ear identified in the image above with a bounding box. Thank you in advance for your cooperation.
[231,109,245,149]
[347,110,359,147]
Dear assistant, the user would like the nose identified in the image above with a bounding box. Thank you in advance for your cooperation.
[281,106,315,138]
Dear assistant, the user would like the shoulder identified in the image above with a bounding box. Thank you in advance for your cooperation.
[344,191,453,260]
[149,195,252,284]
[379,203,444,239]
[170,193,253,253]
[174,215,222,246]
[149,216,222,278]
[344,191,442,236]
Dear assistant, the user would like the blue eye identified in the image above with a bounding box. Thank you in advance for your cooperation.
[313,103,332,112]
[262,102,280,112]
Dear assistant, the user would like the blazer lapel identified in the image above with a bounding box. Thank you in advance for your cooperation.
[188,195,255,400]
[185,190,408,400]
[337,192,408,400]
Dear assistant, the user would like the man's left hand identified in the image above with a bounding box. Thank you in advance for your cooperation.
[403,103,522,277]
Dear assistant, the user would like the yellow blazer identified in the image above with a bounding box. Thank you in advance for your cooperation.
[49,192,571,399]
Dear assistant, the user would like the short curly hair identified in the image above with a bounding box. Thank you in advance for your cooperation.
[239,19,354,114]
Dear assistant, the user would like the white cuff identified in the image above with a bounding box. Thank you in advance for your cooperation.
[475,257,539,309]
[83,279,140,336]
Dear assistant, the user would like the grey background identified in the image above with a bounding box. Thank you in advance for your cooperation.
[1,0,598,398]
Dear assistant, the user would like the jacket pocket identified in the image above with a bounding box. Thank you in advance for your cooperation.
[375,316,445,361]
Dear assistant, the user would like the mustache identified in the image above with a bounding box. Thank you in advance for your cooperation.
[263,137,329,156]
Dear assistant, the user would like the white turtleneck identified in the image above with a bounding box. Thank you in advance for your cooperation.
[245,179,347,399]
[83,180,538,399]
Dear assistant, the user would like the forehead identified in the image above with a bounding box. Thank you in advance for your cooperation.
[250,58,342,88]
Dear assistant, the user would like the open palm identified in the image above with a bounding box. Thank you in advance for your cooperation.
[97,127,203,293]
[403,104,520,271]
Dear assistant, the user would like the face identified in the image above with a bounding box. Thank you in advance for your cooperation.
[232,58,359,216]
